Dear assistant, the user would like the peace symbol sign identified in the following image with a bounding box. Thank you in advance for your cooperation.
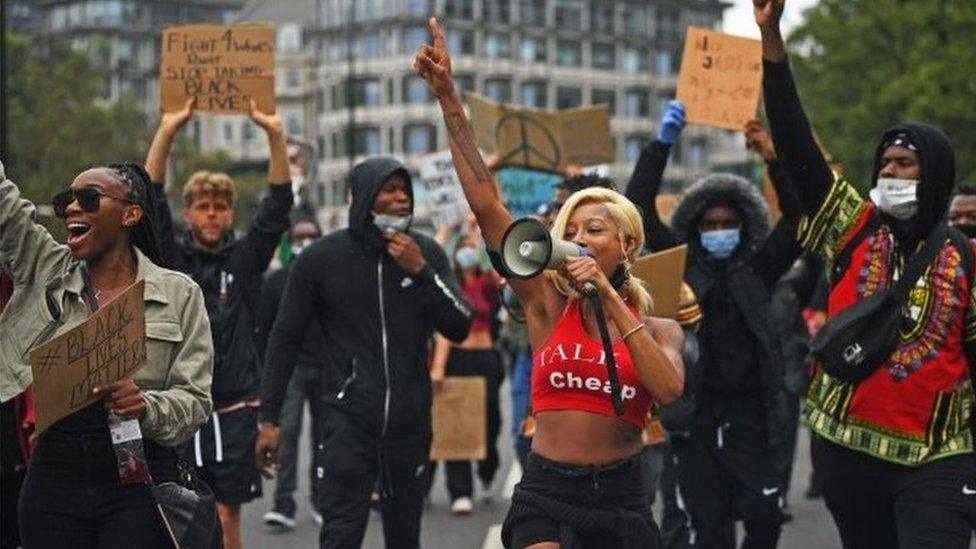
[494,113,561,172]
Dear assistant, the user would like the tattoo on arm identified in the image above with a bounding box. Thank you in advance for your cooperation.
[444,112,494,183]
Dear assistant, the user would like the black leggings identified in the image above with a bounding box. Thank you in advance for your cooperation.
[813,436,976,549]
[18,429,174,549]
[441,348,504,500]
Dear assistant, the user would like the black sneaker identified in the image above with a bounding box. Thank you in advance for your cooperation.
[264,500,297,530]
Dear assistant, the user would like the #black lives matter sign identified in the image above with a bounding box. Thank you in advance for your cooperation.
[29,281,147,435]
[160,23,276,114]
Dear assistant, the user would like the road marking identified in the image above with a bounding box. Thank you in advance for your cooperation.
[482,524,503,549]
[503,461,522,499]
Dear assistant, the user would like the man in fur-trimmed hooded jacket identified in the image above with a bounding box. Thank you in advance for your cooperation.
[668,172,801,549]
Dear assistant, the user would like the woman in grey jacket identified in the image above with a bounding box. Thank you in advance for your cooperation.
[0,161,214,548]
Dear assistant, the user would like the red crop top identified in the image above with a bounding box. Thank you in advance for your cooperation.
[531,299,652,429]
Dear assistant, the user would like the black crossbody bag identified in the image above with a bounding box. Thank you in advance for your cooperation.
[810,222,948,382]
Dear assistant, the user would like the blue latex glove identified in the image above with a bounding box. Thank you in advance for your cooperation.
[656,100,686,145]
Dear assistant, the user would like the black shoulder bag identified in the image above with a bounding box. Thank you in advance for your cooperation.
[810,223,948,383]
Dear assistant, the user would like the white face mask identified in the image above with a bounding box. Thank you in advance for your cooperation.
[290,238,314,256]
[372,212,411,236]
[869,178,920,221]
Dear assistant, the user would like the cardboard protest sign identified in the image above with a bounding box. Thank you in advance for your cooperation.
[430,377,486,461]
[29,281,147,435]
[417,150,471,230]
[676,27,762,131]
[466,92,613,173]
[631,245,688,319]
[497,168,562,218]
[161,23,276,114]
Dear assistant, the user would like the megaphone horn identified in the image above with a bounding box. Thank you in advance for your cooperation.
[500,217,586,279]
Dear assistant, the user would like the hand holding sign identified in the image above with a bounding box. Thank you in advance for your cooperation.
[94,379,147,420]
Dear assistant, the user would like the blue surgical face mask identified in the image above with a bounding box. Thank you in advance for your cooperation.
[455,247,480,270]
[700,228,741,259]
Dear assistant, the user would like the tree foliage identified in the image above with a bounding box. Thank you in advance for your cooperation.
[788,0,976,190]
[5,33,150,203]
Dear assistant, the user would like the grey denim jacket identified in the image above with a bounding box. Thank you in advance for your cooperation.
[0,163,213,446]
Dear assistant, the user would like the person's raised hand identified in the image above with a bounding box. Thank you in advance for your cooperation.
[94,379,147,420]
[753,0,785,30]
[413,17,455,99]
[255,422,280,480]
[386,232,428,275]
[160,97,196,134]
[656,100,686,145]
[248,99,284,136]
[744,119,777,162]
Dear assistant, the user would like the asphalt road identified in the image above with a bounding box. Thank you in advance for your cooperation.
[241,379,843,548]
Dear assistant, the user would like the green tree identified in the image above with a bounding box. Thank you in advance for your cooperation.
[5,33,150,203]
[788,0,976,191]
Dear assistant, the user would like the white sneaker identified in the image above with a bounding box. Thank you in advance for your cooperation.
[451,496,473,516]
[480,480,495,503]
[310,509,323,526]
[263,510,296,530]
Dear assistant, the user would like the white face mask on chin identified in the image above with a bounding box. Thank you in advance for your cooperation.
[869,178,920,221]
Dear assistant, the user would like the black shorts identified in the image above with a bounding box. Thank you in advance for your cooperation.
[193,406,262,505]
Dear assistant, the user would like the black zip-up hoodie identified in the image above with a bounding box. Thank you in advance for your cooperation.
[151,182,293,408]
[259,157,471,436]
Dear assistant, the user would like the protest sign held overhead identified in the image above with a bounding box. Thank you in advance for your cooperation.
[417,150,471,230]
[497,168,562,219]
[29,281,147,435]
[676,27,762,131]
[161,23,276,114]
[466,92,613,173]
[430,377,487,461]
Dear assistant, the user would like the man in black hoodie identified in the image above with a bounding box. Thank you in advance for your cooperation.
[257,157,471,549]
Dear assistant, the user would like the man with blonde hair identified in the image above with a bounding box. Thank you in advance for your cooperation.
[145,99,292,549]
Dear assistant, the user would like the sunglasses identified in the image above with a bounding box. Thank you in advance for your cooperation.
[52,187,136,218]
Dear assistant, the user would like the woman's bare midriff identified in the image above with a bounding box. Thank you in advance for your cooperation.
[531,410,643,466]
[455,329,494,350]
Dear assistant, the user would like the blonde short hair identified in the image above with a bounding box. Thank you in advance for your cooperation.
[183,171,236,207]
[546,187,654,316]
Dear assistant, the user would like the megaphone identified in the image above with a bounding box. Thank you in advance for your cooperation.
[500,217,586,279]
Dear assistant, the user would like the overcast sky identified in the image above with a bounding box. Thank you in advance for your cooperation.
[722,0,818,38]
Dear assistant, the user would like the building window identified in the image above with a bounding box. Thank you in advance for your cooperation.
[520,82,548,108]
[484,0,510,23]
[590,3,614,34]
[624,136,644,163]
[444,0,474,19]
[656,7,680,42]
[402,26,427,54]
[624,89,649,118]
[554,0,581,31]
[406,0,429,17]
[623,47,650,74]
[350,78,382,107]
[286,69,301,88]
[403,75,430,104]
[223,122,234,142]
[287,116,303,136]
[243,123,256,142]
[556,40,581,67]
[404,124,436,154]
[687,139,707,168]
[591,89,616,115]
[447,29,475,55]
[556,86,582,109]
[591,43,615,70]
[484,78,512,103]
[623,5,649,38]
[655,51,674,75]
[520,0,546,26]
[520,36,547,63]
[340,127,382,156]
[454,74,476,96]
[358,32,382,59]
[484,33,511,59]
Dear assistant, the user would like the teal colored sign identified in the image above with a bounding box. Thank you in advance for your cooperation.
[497,168,561,219]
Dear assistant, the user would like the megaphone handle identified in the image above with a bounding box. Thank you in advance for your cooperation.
[587,291,626,417]
[581,282,597,296]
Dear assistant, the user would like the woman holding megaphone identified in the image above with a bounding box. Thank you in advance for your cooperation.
[416,18,684,548]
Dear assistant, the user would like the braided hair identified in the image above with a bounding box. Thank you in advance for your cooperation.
[106,162,163,266]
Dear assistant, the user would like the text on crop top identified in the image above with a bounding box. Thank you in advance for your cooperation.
[531,299,652,429]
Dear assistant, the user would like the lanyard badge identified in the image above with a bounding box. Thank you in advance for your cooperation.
[109,412,151,485]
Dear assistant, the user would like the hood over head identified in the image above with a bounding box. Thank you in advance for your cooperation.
[670,173,771,254]
[871,123,955,233]
[347,157,414,248]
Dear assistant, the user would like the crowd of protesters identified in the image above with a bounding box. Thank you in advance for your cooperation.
[3,1,976,548]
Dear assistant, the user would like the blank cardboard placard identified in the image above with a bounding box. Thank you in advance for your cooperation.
[676,27,762,131]
[161,23,276,114]
[29,281,147,435]
[631,245,688,319]
[466,92,613,173]
[430,377,487,461]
